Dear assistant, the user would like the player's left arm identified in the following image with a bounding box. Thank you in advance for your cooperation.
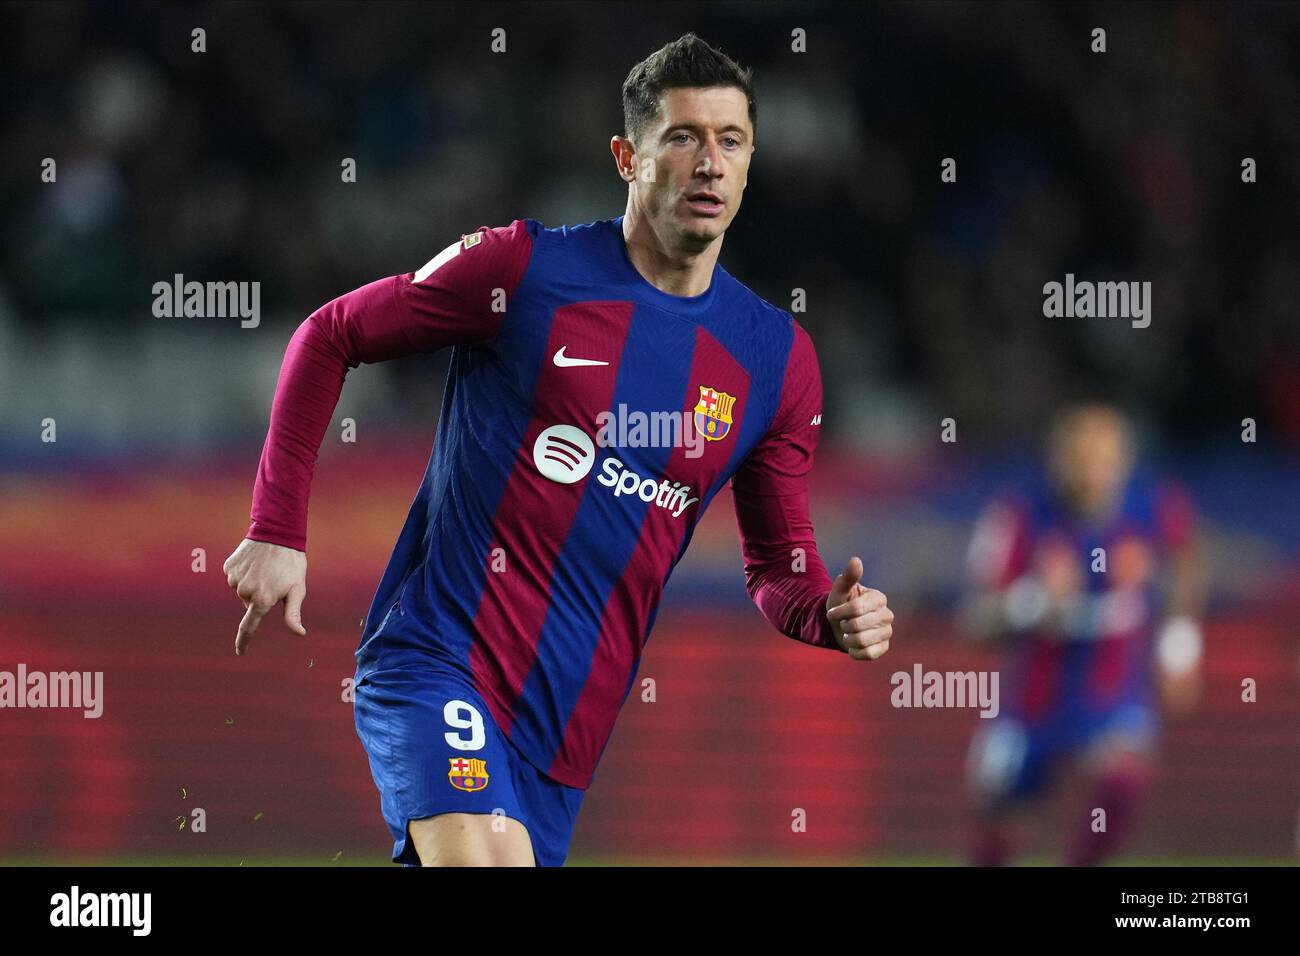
[1154,480,1208,715]
[729,321,893,661]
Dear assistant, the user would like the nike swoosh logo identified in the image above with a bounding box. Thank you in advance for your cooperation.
[553,346,609,367]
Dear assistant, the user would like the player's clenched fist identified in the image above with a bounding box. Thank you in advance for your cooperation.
[826,556,893,660]
[222,538,308,655]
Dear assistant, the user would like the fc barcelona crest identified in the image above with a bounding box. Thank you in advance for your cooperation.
[448,757,490,792]
[693,385,736,442]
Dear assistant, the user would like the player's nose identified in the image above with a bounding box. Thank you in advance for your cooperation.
[696,140,724,178]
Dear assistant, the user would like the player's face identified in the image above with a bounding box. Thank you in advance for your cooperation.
[1049,409,1135,516]
[633,86,754,252]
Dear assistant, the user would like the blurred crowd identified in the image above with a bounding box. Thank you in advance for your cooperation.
[2,0,1297,451]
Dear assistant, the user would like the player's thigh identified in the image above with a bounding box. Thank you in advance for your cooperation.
[408,812,535,867]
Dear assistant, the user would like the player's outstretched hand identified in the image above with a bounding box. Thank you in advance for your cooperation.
[222,538,308,656]
[826,556,893,660]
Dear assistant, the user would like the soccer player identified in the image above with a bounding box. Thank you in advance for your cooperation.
[961,402,1207,865]
[222,33,894,866]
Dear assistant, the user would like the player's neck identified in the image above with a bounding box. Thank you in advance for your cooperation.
[1067,492,1122,527]
[621,209,721,298]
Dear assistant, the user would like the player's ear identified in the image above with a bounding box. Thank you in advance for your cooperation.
[610,135,635,182]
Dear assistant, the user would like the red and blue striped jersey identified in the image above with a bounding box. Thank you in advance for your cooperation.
[966,472,1196,723]
[247,216,844,787]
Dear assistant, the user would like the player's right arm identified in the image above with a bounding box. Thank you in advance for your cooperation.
[224,220,534,654]
[959,496,1039,642]
[1152,479,1207,716]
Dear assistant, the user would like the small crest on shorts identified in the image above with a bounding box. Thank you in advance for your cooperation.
[448,757,490,792]
[462,231,483,250]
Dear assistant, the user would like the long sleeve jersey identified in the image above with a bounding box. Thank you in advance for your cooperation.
[246,215,844,788]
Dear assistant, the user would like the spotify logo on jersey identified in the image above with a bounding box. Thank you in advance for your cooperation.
[533,425,595,484]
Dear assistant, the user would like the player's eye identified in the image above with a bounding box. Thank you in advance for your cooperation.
[670,133,691,144]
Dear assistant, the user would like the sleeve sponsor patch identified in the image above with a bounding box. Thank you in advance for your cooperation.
[412,230,482,284]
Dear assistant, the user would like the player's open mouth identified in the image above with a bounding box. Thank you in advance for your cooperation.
[685,193,724,216]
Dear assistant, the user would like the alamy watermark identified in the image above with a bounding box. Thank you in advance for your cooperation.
[1042,273,1150,328]
[595,403,706,458]
[891,663,999,718]
[50,886,150,936]
[152,273,260,328]
[0,664,103,718]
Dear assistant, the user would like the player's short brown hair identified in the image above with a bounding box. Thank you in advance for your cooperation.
[622,33,756,149]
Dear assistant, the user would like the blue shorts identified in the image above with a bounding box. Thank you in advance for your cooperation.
[966,701,1157,808]
[353,662,586,866]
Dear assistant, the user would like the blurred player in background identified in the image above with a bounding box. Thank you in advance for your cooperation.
[222,33,893,867]
[961,402,1207,865]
